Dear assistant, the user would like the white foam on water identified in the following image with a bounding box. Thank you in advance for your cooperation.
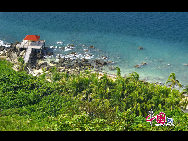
[84,54,94,59]
[64,46,74,52]
[0,40,11,47]
[56,41,63,45]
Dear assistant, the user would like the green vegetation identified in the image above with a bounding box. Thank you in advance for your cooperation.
[0,59,187,131]
[17,57,26,71]
[166,72,182,89]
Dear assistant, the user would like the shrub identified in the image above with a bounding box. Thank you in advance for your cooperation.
[0,60,187,131]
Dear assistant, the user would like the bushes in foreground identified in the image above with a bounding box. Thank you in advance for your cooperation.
[0,60,187,131]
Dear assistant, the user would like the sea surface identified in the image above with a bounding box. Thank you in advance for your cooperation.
[0,12,188,85]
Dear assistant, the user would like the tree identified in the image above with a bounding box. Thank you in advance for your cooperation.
[166,73,182,89]
[116,67,121,77]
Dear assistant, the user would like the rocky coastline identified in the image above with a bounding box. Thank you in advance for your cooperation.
[0,41,117,78]
[0,41,187,86]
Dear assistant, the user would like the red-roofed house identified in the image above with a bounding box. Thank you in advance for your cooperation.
[24,35,40,41]
[16,35,45,63]
[16,35,45,49]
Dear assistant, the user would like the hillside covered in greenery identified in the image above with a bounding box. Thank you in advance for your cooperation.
[0,59,187,131]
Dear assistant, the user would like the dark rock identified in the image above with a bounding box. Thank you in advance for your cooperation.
[84,49,89,52]
[37,53,43,59]
[77,62,83,67]
[108,65,116,71]
[95,59,100,65]
[102,61,107,66]
[102,56,108,59]
[6,48,12,53]
[134,64,141,68]
[90,60,96,67]
[61,63,65,67]
[135,62,147,68]
[46,66,53,71]
[86,63,91,67]
[69,44,74,47]
[59,58,65,63]
[141,62,147,66]
[0,51,6,56]
[39,62,48,68]
[0,46,5,51]
[60,47,65,50]
[83,67,88,70]
[70,51,76,55]
[90,45,94,49]
[10,52,17,61]
[82,58,88,63]
[50,60,55,64]
[12,46,17,52]
[66,64,72,69]
[46,51,53,56]
[36,65,40,70]
[138,46,144,50]
[95,59,107,66]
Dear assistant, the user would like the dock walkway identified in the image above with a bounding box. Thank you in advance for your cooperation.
[16,40,45,63]
[24,47,32,63]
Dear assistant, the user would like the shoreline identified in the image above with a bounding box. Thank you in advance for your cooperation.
[0,40,117,78]
[0,40,187,89]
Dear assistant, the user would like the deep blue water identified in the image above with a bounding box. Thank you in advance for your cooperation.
[0,12,188,85]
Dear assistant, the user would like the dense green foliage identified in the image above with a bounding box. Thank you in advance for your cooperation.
[0,59,187,131]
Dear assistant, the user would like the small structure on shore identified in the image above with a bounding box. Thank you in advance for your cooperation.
[16,35,45,63]
[16,35,45,49]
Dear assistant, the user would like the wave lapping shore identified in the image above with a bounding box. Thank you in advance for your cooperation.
[0,40,116,77]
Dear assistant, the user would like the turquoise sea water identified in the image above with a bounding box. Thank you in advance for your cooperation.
[0,12,188,85]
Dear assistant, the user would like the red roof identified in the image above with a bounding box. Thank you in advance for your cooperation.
[24,35,40,41]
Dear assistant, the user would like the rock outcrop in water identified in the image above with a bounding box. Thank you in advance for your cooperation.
[134,62,147,68]
[138,46,144,50]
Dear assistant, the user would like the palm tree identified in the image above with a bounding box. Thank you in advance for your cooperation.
[166,73,182,89]
[116,67,121,77]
